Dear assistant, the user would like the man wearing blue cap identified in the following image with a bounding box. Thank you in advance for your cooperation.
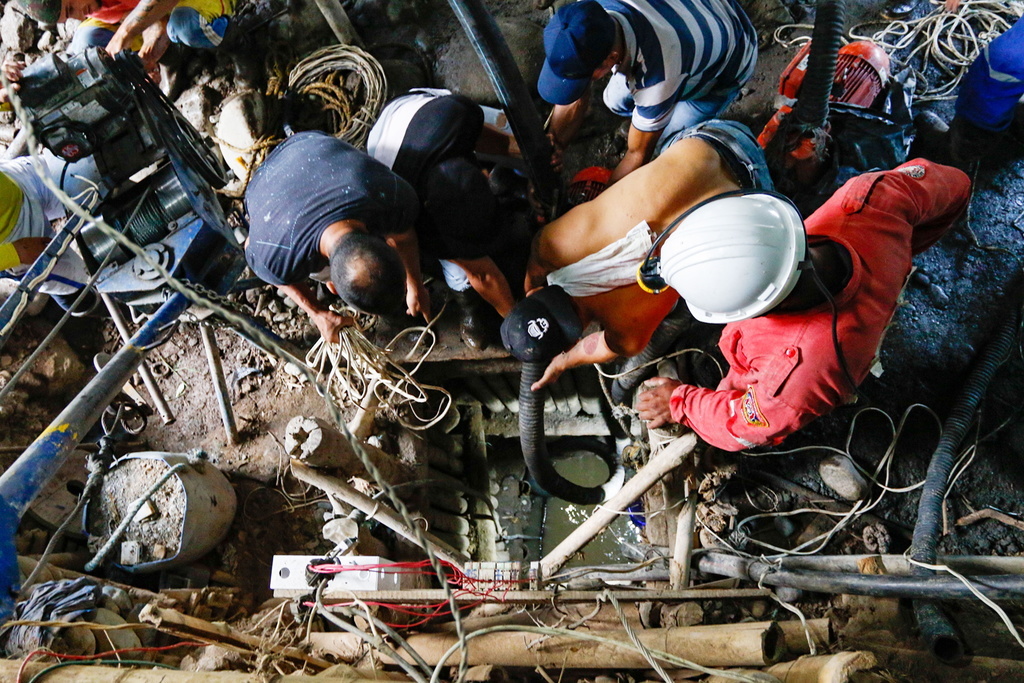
[539,0,757,182]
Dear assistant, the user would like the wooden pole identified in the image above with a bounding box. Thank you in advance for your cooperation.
[541,434,697,577]
[765,651,878,682]
[290,460,469,565]
[670,488,699,589]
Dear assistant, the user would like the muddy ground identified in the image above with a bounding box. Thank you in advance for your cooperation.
[2,0,1024,675]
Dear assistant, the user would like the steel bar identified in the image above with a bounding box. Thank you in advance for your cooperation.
[319,588,771,605]
[541,433,698,577]
[0,291,190,518]
[101,293,175,424]
[200,323,238,444]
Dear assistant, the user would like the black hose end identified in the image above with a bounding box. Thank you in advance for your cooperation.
[915,601,965,665]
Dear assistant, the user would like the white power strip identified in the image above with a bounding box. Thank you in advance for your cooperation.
[270,555,418,598]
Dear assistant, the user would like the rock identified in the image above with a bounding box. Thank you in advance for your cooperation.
[180,645,245,672]
[380,58,430,101]
[818,455,869,501]
[25,334,86,398]
[435,18,544,107]
[58,18,80,40]
[37,30,55,51]
[1,4,37,53]
[661,602,704,627]
[215,90,269,184]
[272,312,289,323]
[175,85,221,134]
[267,0,336,57]
[284,362,305,377]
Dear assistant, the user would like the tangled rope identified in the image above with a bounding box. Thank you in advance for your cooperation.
[287,44,387,148]
[849,0,1023,101]
[304,307,452,430]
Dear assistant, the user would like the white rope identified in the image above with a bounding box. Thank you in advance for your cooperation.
[304,306,452,430]
[849,0,1024,101]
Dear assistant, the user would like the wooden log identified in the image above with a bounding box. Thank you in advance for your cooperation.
[0,660,408,682]
[462,403,498,561]
[291,460,469,565]
[766,651,878,683]
[284,416,412,483]
[313,621,784,669]
[138,605,331,671]
[482,373,519,413]
[541,433,698,577]
[704,671,779,683]
[463,376,506,414]
[572,367,603,416]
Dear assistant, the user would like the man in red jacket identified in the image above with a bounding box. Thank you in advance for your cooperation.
[636,159,971,451]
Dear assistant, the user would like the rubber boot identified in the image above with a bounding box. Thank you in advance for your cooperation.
[949,115,999,168]
[453,288,493,350]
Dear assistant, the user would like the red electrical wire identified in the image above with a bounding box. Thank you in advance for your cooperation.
[17,641,206,683]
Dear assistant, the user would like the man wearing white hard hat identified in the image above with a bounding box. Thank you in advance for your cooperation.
[636,159,971,451]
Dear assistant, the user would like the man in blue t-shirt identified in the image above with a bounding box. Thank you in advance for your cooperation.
[244,131,427,342]
[539,0,757,182]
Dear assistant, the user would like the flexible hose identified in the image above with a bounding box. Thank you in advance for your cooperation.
[698,552,1024,600]
[793,0,847,129]
[909,305,1019,662]
[519,362,624,504]
[610,306,693,405]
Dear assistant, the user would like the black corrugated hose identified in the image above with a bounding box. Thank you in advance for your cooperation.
[910,302,1021,663]
[519,362,624,504]
[610,305,693,405]
[792,0,847,130]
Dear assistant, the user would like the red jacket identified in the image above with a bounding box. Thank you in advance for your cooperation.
[669,159,971,451]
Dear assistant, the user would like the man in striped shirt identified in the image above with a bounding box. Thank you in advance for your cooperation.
[538,0,757,182]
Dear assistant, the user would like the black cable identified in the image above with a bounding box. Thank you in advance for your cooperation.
[806,262,871,405]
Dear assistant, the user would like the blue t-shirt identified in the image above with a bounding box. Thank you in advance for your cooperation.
[244,131,419,285]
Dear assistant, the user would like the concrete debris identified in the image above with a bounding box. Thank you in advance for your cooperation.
[215,90,269,186]
[1,4,36,53]
[818,454,870,502]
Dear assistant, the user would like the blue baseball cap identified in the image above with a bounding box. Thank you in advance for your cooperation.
[538,0,616,105]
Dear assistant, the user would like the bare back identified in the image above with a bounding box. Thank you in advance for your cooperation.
[533,137,742,272]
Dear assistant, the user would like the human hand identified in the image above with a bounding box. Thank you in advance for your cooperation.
[407,281,431,321]
[547,132,564,173]
[944,0,960,10]
[530,352,568,392]
[636,377,683,429]
[0,57,25,104]
[105,35,128,57]
[313,309,354,344]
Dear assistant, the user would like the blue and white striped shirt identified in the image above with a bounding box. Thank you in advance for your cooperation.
[601,0,758,131]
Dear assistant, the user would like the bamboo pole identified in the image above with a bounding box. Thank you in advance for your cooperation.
[541,433,698,577]
[138,605,331,670]
[765,651,877,682]
[0,660,409,682]
[313,621,784,668]
[777,618,832,655]
[671,488,699,589]
[290,460,469,565]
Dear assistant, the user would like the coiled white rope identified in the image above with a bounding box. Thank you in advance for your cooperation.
[304,307,452,430]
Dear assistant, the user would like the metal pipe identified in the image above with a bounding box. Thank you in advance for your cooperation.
[0,291,190,518]
[442,0,561,211]
[311,0,364,47]
[291,460,469,566]
[910,305,1019,662]
[101,293,175,424]
[541,433,697,577]
[199,323,238,444]
[779,554,1024,575]
[697,552,1024,599]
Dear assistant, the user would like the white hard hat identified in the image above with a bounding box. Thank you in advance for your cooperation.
[660,192,807,323]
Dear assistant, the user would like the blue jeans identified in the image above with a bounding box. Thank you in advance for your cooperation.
[602,72,741,155]
[665,119,774,191]
[955,16,1024,132]
[70,4,230,53]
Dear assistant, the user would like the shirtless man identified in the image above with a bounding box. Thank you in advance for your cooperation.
[503,119,771,389]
